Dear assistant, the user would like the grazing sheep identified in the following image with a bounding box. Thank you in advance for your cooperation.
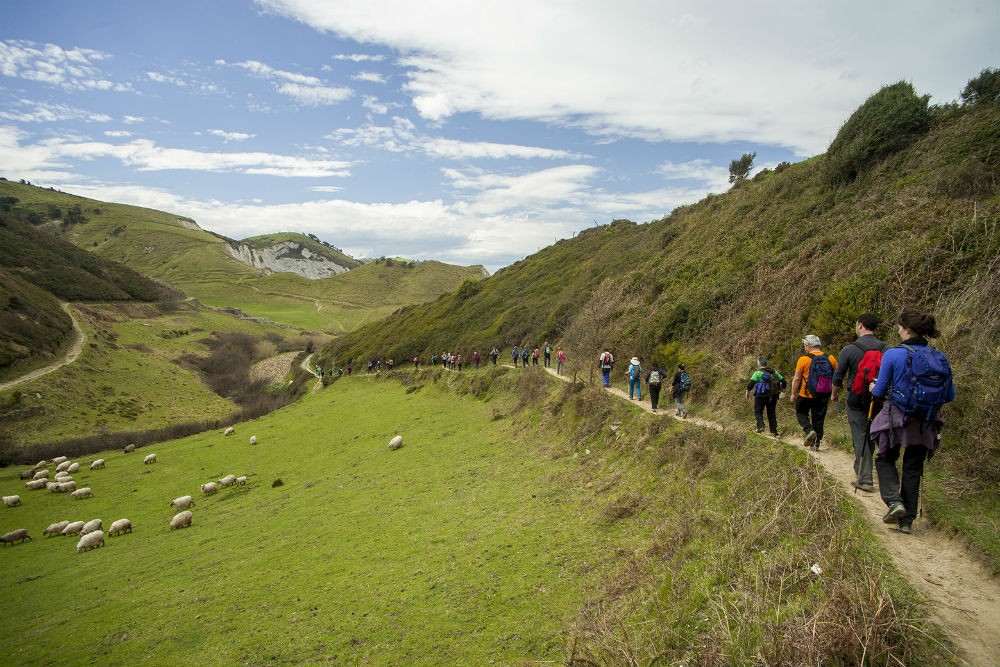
[249,435,257,445]
[24,479,47,490]
[123,443,136,454]
[71,488,93,500]
[45,482,59,491]
[19,469,35,480]
[388,435,404,450]
[170,495,195,510]
[2,495,22,507]
[51,456,68,466]
[81,519,102,535]
[201,482,218,496]
[56,461,71,473]
[44,521,70,537]
[108,519,132,537]
[224,427,235,436]
[235,476,247,485]
[218,474,236,488]
[67,462,80,474]
[143,453,157,465]
[55,472,71,481]
[90,459,106,470]
[35,460,49,469]
[32,470,49,480]
[77,530,104,552]
[169,510,192,530]
[0,529,31,545]
[61,521,85,536]
[55,481,76,493]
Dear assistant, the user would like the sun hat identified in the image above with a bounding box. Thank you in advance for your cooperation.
[630,357,640,365]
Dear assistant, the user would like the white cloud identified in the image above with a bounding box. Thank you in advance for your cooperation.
[331,116,585,160]
[207,129,255,142]
[0,99,112,123]
[352,71,386,84]
[104,130,133,137]
[225,58,352,106]
[333,54,386,63]
[361,96,389,115]
[0,39,132,92]
[257,1,998,156]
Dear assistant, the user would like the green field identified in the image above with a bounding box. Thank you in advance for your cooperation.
[0,368,947,665]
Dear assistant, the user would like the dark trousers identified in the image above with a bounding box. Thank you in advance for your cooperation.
[876,444,927,521]
[795,396,829,442]
[649,384,661,410]
[754,395,779,434]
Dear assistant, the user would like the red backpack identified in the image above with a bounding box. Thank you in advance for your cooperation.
[849,344,884,397]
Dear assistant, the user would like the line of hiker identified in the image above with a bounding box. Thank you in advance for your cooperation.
[599,350,691,417]
[510,343,566,374]
[746,310,954,536]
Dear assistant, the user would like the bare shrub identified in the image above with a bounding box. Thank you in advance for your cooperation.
[253,338,278,361]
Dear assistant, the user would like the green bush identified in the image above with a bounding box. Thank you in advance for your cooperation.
[960,67,1000,105]
[825,81,931,185]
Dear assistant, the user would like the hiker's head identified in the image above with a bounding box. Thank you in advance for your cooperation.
[677,363,685,370]
[757,356,768,368]
[897,310,940,339]
[856,313,879,334]
[802,334,822,350]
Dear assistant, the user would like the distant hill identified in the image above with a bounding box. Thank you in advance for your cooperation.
[0,211,172,380]
[0,181,487,331]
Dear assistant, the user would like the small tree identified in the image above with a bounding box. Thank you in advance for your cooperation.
[728,152,756,184]
[960,67,1000,106]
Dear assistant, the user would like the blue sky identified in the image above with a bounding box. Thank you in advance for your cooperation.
[2,1,997,272]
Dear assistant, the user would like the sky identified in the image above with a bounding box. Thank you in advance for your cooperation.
[2,1,997,273]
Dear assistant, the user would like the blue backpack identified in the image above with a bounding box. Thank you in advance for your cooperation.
[806,354,834,396]
[889,345,953,422]
[754,369,785,397]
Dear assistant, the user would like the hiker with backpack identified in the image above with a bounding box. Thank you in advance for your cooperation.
[543,342,553,368]
[646,362,664,412]
[789,335,838,450]
[671,364,691,418]
[831,314,887,492]
[598,349,614,387]
[869,310,955,535]
[745,357,786,436]
[556,348,566,375]
[627,356,643,400]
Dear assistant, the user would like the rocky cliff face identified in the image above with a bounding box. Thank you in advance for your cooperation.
[224,240,353,279]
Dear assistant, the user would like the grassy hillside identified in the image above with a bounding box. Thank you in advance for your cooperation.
[0,300,302,449]
[321,97,1000,565]
[0,368,948,665]
[241,231,364,270]
[0,180,486,332]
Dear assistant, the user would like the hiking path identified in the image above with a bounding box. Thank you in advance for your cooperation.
[0,303,85,392]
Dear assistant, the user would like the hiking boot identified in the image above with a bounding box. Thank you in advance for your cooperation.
[682,409,688,419]
[769,431,779,438]
[755,427,765,433]
[804,430,818,448]
[898,520,913,534]
[851,481,875,493]
[882,502,907,524]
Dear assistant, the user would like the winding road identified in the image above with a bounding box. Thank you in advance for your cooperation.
[0,302,85,392]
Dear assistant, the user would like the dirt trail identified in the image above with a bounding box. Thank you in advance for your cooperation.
[0,302,85,392]
[539,366,999,666]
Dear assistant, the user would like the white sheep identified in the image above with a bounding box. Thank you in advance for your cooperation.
[24,479,47,490]
[90,459,106,470]
[71,487,93,500]
[81,519,102,535]
[2,495,22,507]
[169,510,192,530]
[224,427,235,436]
[67,462,80,474]
[35,460,49,469]
[77,530,104,552]
[201,482,218,496]
[56,461,72,473]
[143,453,157,465]
[249,435,257,445]
[55,481,77,493]
[123,443,136,453]
[235,476,247,485]
[218,474,236,488]
[170,495,195,510]
[32,469,49,480]
[388,435,404,450]
[44,521,70,537]
[61,521,85,536]
[0,529,31,545]
[45,482,59,491]
[51,456,68,466]
[55,471,71,481]
[18,469,35,480]
[108,519,132,537]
